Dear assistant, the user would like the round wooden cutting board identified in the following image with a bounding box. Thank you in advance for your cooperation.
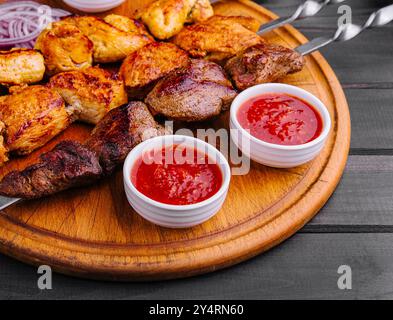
[0,0,350,280]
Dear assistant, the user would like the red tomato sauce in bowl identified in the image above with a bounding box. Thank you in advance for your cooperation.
[131,145,223,205]
[237,93,323,146]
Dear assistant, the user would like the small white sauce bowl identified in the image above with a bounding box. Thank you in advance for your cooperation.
[123,135,231,228]
[230,83,331,168]
[63,0,125,13]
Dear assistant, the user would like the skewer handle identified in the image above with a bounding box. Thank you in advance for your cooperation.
[257,0,346,35]
[296,4,393,56]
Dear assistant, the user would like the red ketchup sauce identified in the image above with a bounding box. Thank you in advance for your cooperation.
[237,93,323,146]
[131,145,223,205]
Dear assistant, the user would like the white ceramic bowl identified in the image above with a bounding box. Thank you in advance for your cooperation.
[123,135,231,228]
[63,0,125,13]
[230,83,331,168]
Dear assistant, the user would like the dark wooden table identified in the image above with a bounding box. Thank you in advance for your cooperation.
[1,0,393,300]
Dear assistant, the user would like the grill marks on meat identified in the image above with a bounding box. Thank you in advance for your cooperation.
[86,101,169,174]
[59,16,153,63]
[0,22,304,199]
[119,42,190,99]
[137,0,213,40]
[225,43,305,91]
[145,59,237,122]
[172,15,262,62]
[0,85,72,160]
[34,22,94,76]
[0,102,168,199]
[48,66,128,125]
[0,141,102,199]
[0,48,45,86]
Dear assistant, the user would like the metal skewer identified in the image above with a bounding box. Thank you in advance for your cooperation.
[258,0,346,35]
[0,197,20,211]
[296,4,393,55]
[0,3,392,212]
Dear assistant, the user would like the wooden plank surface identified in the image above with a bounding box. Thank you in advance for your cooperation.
[1,0,392,298]
[2,233,393,299]
[308,155,393,228]
[345,89,393,150]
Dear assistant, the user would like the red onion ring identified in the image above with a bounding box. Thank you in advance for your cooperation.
[0,1,71,49]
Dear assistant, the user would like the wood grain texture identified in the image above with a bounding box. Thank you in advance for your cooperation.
[307,155,393,227]
[0,0,350,280]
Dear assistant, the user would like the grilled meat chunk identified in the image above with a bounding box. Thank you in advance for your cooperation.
[60,16,152,63]
[172,15,262,62]
[103,14,153,38]
[0,141,102,199]
[0,102,168,199]
[187,0,214,23]
[0,85,72,160]
[86,101,169,174]
[225,43,305,90]
[138,0,213,40]
[0,48,45,85]
[35,22,94,76]
[48,67,128,125]
[145,59,237,121]
[120,42,190,99]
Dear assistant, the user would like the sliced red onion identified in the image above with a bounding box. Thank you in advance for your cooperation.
[0,1,71,49]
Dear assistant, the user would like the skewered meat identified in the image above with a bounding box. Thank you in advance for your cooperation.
[119,42,190,99]
[145,59,237,121]
[35,22,94,76]
[0,85,72,161]
[103,14,152,38]
[0,48,45,86]
[48,66,128,125]
[172,15,263,62]
[137,0,213,40]
[0,102,169,199]
[225,43,305,90]
[86,101,170,174]
[59,16,152,63]
[0,141,102,199]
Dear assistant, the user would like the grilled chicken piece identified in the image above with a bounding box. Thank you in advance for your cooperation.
[172,15,263,62]
[35,22,94,76]
[48,67,128,125]
[138,0,213,40]
[0,48,45,85]
[145,59,237,121]
[187,0,214,22]
[60,16,152,63]
[86,101,170,174]
[0,141,102,199]
[225,43,305,90]
[103,14,152,38]
[120,42,190,99]
[0,103,169,198]
[0,85,71,160]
